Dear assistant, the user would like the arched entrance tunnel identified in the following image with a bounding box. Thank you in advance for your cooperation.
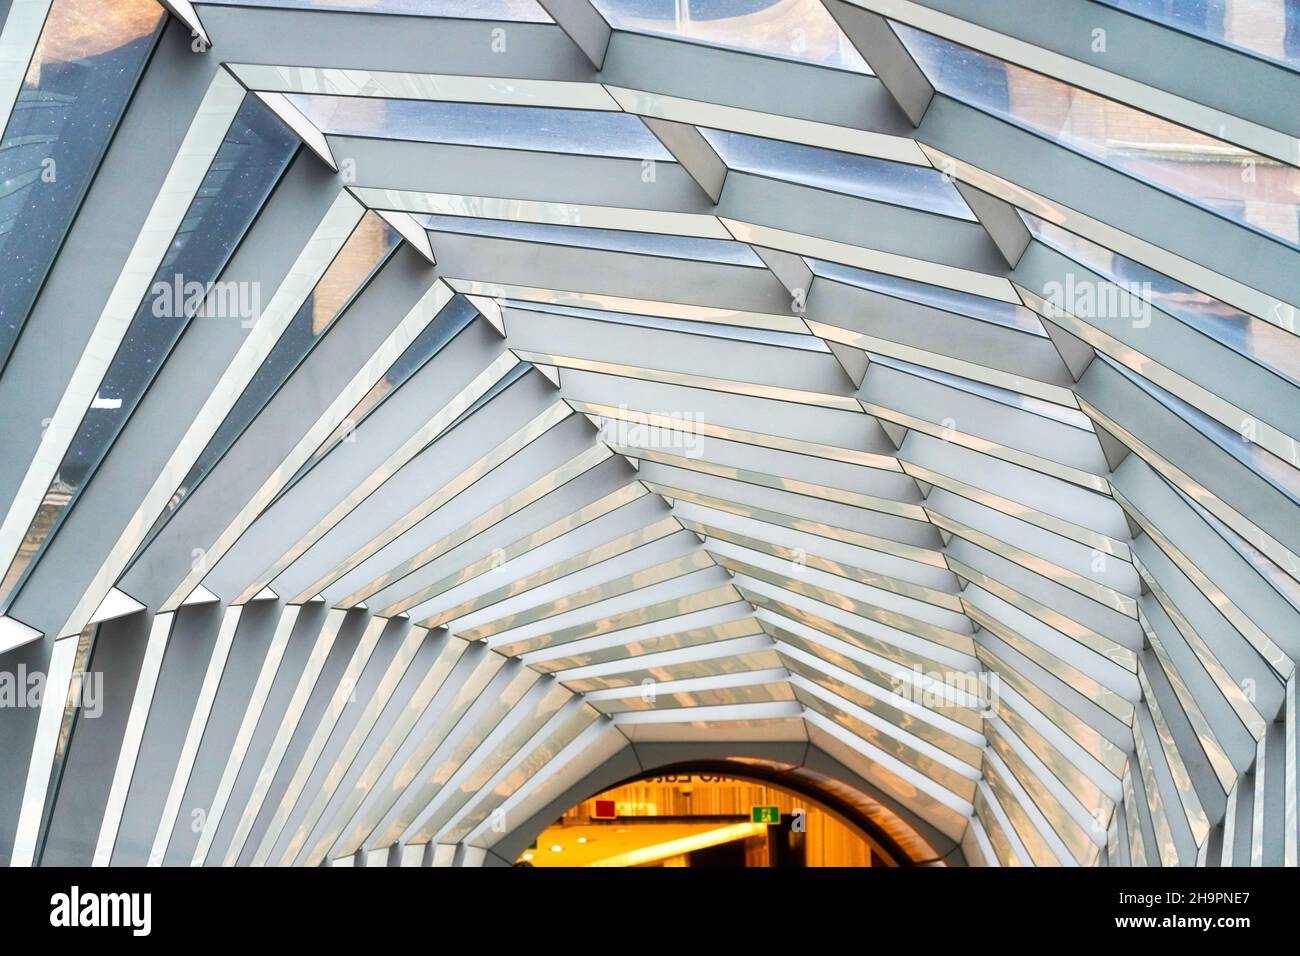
[521,762,920,867]
[467,743,965,868]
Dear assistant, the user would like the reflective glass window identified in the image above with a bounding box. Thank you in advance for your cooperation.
[809,259,1046,335]
[1093,0,1300,70]
[128,211,400,565]
[873,353,1095,431]
[895,23,1300,248]
[503,299,827,349]
[1025,213,1300,387]
[0,0,164,370]
[201,0,551,19]
[591,0,871,72]
[1168,473,1300,610]
[419,213,763,265]
[288,94,672,160]
[1103,354,1300,504]
[701,128,975,218]
[0,96,298,606]
[431,360,533,449]
[272,295,481,501]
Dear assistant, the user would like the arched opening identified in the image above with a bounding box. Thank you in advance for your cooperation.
[514,758,940,867]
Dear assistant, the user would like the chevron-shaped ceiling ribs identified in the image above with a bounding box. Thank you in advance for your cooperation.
[0,0,1297,869]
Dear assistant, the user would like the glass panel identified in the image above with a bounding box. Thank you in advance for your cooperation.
[700,128,975,218]
[895,23,1300,248]
[199,0,551,20]
[503,298,826,349]
[1092,0,1300,71]
[1169,473,1300,611]
[591,0,871,72]
[0,0,164,371]
[809,258,1046,335]
[418,213,763,264]
[272,294,481,502]
[1103,354,1300,504]
[0,96,299,607]
[430,359,533,449]
[127,211,400,567]
[288,94,672,160]
[1024,213,1300,386]
[873,352,1095,430]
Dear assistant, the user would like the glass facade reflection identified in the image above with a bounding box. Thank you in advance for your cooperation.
[874,353,1095,430]
[272,294,481,502]
[701,128,975,218]
[0,95,298,608]
[896,23,1300,247]
[592,0,871,72]
[419,213,763,264]
[504,298,821,349]
[128,210,400,566]
[201,0,551,19]
[288,94,673,160]
[0,0,164,371]
[809,259,1046,336]
[1025,213,1300,386]
[1104,354,1300,503]
[1094,0,1300,69]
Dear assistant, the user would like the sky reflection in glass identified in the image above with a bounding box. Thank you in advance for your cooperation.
[592,0,871,72]
[128,211,400,566]
[701,128,974,218]
[895,23,1300,248]
[810,259,1046,335]
[1093,0,1299,70]
[0,0,164,371]
[1025,213,1300,387]
[0,96,298,607]
[419,213,762,265]
[289,95,672,160]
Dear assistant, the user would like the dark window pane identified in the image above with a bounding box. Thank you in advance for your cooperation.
[0,0,164,370]
[0,95,299,607]
[129,211,399,563]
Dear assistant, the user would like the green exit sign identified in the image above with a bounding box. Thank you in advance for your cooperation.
[751,806,781,824]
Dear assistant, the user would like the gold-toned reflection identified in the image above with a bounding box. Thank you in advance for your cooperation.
[310,210,399,333]
[521,773,873,867]
[26,0,161,85]
[1005,60,1300,246]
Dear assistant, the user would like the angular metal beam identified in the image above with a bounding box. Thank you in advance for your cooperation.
[641,117,728,204]
[953,181,1031,270]
[822,0,934,126]
[536,0,611,71]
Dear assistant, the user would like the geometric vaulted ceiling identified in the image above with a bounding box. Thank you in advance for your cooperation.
[0,0,1297,868]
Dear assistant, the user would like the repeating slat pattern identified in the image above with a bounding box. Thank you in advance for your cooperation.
[0,0,1296,867]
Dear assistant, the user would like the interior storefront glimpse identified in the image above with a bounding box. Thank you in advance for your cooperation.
[523,772,874,867]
